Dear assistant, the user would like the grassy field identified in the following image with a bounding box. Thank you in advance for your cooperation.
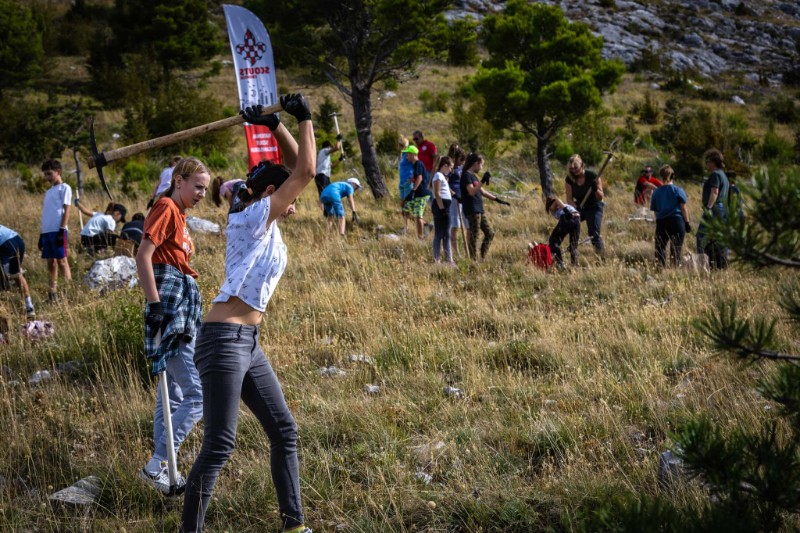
[0,64,795,532]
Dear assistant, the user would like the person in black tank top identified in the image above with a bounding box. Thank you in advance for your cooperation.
[564,154,605,256]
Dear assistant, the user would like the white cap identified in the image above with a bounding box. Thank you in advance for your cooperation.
[347,177,362,190]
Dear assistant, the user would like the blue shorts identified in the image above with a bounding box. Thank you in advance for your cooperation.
[0,235,25,275]
[399,182,412,202]
[321,195,345,218]
[40,230,68,260]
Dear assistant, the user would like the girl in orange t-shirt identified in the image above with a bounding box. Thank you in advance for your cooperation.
[135,156,210,495]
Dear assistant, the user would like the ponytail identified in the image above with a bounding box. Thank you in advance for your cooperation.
[211,176,224,207]
[238,160,291,203]
[164,156,208,198]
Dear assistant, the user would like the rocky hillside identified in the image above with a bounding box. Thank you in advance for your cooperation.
[450,0,800,85]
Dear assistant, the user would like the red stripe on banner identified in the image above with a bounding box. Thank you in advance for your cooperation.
[245,124,281,169]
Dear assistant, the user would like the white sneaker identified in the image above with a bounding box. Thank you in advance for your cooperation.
[139,466,186,496]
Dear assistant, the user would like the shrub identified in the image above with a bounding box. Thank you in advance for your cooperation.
[17,163,46,193]
[375,126,401,155]
[313,95,340,137]
[419,89,449,113]
[631,91,661,125]
[450,94,501,160]
[760,122,794,163]
[437,18,480,67]
[120,160,156,197]
[764,94,799,124]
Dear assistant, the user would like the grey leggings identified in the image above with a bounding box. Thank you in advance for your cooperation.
[181,323,303,532]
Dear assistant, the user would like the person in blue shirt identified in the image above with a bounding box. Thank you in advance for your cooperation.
[0,225,35,318]
[320,178,362,235]
[398,137,414,233]
[650,165,692,267]
[401,145,431,240]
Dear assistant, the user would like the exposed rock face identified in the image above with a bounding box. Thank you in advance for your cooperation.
[447,0,799,83]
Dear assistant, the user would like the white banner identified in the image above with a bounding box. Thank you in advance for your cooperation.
[223,4,280,168]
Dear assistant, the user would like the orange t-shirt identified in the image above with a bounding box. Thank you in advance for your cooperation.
[143,198,197,278]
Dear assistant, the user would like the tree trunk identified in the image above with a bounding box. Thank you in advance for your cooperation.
[351,86,390,199]
[536,136,555,198]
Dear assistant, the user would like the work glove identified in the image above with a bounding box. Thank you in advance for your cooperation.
[494,197,511,206]
[340,154,346,162]
[145,301,165,334]
[684,221,693,234]
[352,211,359,224]
[240,105,280,131]
[57,228,66,243]
[404,190,415,202]
[73,198,81,207]
[38,234,44,251]
[336,133,343,141]
[280,93,312,122]
[146,198,155,210]
[481,171,491,185]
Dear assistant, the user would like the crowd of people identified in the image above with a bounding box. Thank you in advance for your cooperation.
[0,90,741,531]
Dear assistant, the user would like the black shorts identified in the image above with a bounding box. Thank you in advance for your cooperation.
[315,173,331,197]
[0,235,25,276]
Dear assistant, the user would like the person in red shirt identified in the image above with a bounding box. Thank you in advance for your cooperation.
[412,130,437,172]
[634,165,662,206]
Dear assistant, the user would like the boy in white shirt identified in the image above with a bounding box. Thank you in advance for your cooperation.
[545,195,581,269]
[38,159,72,301]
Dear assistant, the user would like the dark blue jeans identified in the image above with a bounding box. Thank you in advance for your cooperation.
[432,199,452,262]
[181,323,303,532]
[655,215,685,267]
[579,202,605,254]
[549,214,580,267]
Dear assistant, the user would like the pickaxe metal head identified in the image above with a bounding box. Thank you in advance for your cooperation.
[88,118,114,201]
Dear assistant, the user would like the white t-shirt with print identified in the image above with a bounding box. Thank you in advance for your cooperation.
[80,212,116,237]
[41,183,73,233]
[431,172,452,201]
[316,147,333,176]
[213,196,287,313]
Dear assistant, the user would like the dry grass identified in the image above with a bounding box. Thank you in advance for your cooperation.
[0,66,796,532]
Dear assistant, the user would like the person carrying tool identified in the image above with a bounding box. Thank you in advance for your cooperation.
[461,153,508,260]
[135,156,209,496]
[38,159,72,302]
[74,200,127,255]
[0,224,35,318]
[320,178,363,236]
[314,136,342,197]
[180,94,314,533]
[545,196,581,269]
[565,154,606,257]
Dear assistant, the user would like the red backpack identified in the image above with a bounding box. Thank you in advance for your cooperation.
[527,243,553,270]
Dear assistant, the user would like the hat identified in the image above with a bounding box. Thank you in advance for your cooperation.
[346,178,362,190]
[402,145,419,155]
[112,203,127,223]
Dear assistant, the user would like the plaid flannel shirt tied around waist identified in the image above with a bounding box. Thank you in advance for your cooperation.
[144,263,202,376]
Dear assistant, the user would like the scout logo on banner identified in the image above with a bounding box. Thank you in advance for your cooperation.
[223,4,280,168]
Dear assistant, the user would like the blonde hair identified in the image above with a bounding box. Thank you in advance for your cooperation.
[398,137,409,150]
[567,154,584,170]
[165,156,209,197]
[659,165,674,181]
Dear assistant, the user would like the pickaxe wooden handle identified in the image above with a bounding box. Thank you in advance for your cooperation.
[88,102,283,199]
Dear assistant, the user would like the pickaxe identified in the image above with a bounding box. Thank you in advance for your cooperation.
[88,103,283,200]
[576,137,619,210]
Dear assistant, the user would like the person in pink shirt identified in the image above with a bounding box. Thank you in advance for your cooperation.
[412,130,437,172]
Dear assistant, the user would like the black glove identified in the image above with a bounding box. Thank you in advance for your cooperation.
[494,197,510,206]
[336,133,343,141]
[280,93,312,122]
[145,301,165,334]
[74,198,81,207]
[404,190,415,202]
[352,211,359,224]
[684,221,693,234]
[146,198,155,210]
[453,195,461,203]
[57,228,66,242]
[38,234,44,251]
[339,154,346,162]
[481,171,491,185]
[240,105,280,131]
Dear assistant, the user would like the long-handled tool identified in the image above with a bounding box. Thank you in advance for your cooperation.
[154,330,180,495]
[329,112,346,159]
[72,147,84,229]
[457,199,470,260]
[88,103,284,200]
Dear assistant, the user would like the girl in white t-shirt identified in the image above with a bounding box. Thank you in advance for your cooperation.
[181,95,315,533]
[431,156,454,265]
